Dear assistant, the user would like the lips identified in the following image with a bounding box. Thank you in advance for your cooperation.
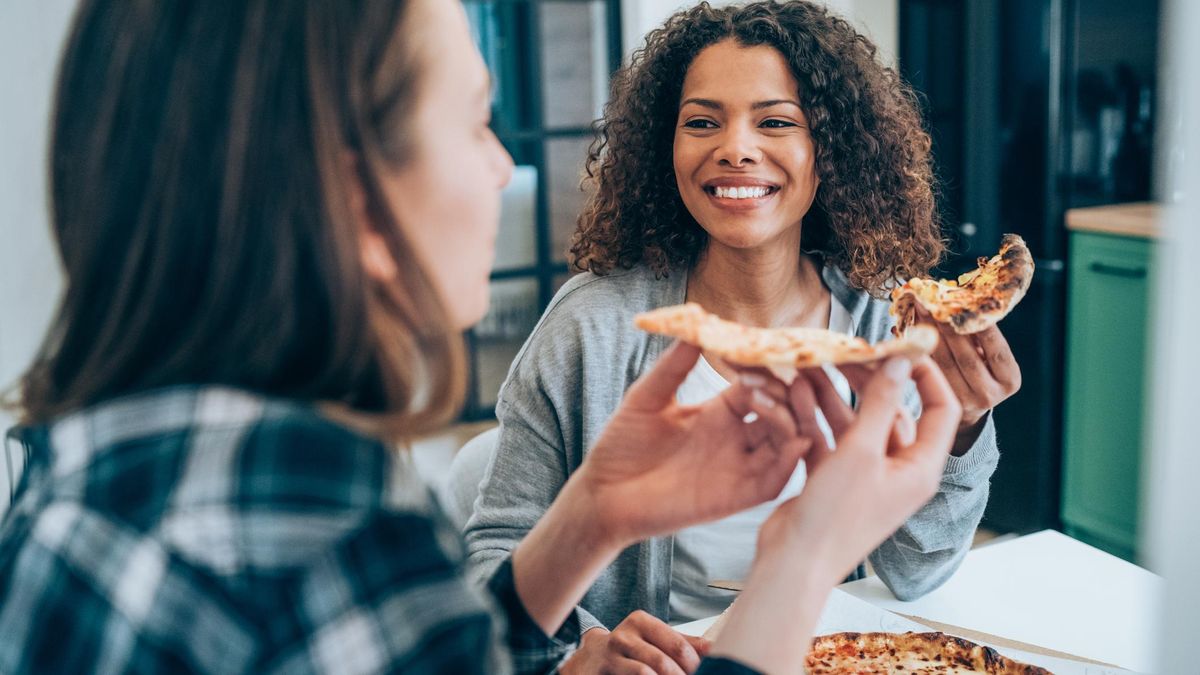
[701,178,781,201]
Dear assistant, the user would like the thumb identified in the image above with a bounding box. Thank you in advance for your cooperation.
[623,340,702,410]
[844,358,911,453]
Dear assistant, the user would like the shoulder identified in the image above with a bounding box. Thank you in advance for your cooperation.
[505,265,684,383]
[821,263,896,343]
[144,388,434,575]
[541,265,685,331]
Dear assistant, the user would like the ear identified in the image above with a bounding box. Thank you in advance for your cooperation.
[343,152,400,283]
[361,228,399,282]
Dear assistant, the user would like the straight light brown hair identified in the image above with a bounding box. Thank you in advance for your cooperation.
[16,0,464,440]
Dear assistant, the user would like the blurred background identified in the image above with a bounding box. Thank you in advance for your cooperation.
[1,1,1196,667]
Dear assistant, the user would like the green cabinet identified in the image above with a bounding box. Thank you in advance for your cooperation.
[1061,231,1154,562]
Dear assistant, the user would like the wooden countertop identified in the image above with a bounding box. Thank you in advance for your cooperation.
[1065,202,1160,239]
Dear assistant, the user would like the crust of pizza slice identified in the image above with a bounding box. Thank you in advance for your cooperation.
[806,632,1052,675]
[891,234,1035,335]
[633,302,938,384]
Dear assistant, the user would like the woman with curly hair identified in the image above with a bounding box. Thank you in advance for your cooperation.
[465,1,1019,672]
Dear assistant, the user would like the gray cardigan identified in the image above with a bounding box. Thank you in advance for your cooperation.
[464,263,1000,634]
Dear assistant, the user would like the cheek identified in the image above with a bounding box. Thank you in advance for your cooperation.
[794,141,818,182]
[391,147,500,328]
[672,138,702,186]
[438,153,499,323]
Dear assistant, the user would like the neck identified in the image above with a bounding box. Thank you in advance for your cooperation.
[687,238,828,329]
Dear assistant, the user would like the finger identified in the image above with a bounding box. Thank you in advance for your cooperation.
[890,406,916,449]
[683,635,712,658]
[934,321,991,396]
[720,376,799,451]
[746,390,805,455]
[742,433,809,502]
[972,326,1021,390]
[624,341,702,410]
[612,637,686,675]
[893,356,961,467]
[926,327,974,402]
[837,362,876,388]
[787,374,833,457]
[610,657,662,675]
[724,362,791,401]
[636,619,703,673]
[841,358,911,454]
[802,367,854,438]
[839,366,915,450]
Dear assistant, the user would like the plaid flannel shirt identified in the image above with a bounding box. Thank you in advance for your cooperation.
[0,386,758,675]
[0,386,582,674]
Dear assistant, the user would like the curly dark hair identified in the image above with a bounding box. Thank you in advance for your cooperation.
[569,0,945,294]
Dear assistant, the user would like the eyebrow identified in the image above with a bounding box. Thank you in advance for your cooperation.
[679,97,804,111]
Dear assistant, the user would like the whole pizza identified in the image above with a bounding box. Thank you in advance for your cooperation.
[806,632,1052,675]
[891,234,1035,335]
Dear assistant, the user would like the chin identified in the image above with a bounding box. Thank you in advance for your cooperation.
[703,227,779,250]
[454,284,491,331]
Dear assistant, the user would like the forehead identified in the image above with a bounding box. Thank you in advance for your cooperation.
[410,0,489,99]
[680,40,799,102]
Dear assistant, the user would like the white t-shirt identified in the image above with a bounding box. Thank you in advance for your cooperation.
[668,298,855,624]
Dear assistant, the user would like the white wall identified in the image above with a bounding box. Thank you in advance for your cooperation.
[1145,0,1200,670]
[621,0,898,66]
[0,2,77,495]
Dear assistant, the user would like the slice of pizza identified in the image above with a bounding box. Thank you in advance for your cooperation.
[891,234,1035,335]
[634,302,938,383]
[806,632,1052,674]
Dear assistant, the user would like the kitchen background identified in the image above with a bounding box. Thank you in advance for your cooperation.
[0,0,1188,604]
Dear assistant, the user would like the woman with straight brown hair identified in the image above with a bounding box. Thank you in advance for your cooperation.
[0,0,961,673]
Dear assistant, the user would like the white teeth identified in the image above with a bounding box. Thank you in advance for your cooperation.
[713,186,771,199]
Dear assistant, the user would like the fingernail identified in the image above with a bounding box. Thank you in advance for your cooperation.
[752,388,777,409]
[740,372,767,388]
[883,358,911,382]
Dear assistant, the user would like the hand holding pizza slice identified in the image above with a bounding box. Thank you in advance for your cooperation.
[890,234,1035,336]
[890,235,1030,450]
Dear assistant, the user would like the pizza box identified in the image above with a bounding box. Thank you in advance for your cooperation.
[835,530,1161,673]
[675,587,1135,674]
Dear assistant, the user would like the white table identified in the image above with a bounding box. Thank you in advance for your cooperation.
[676,531,1161,673]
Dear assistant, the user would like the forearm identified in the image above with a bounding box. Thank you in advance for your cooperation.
[511,476,626,636]
[707,540,832,674]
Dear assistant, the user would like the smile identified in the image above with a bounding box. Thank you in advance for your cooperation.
[705,185,778,199]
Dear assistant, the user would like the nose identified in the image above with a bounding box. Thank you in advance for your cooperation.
[713,123,762,167]
[493,131,514,189]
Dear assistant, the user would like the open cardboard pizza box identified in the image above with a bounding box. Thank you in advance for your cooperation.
[679,532,1161,674]
[676,587,1130,674]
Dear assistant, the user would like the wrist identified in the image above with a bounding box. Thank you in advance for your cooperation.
[556,470,632,555]
[560,466,640,552]
[952,410,989,456]
[753,508,843,591]
[510,472,628,635]
[709,546,830,673]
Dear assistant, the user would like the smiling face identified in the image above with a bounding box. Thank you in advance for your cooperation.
[673,39,820,253]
